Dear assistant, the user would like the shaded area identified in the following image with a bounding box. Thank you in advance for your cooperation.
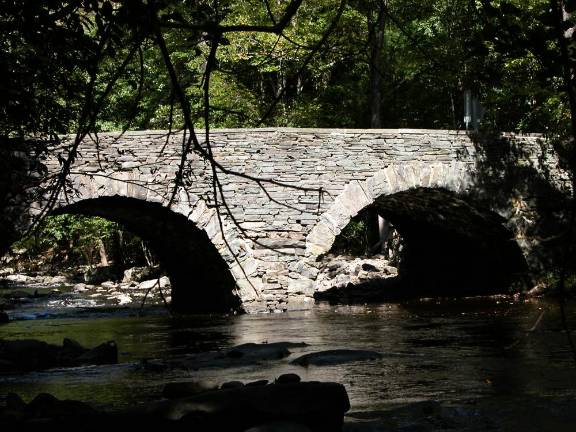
[0,139,48,256]
[467,133,573,274]
[372,187,529,297]
[51,197,240,313]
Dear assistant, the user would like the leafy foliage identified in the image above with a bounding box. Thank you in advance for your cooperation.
[13,215,148,268]
[3,1,573,136]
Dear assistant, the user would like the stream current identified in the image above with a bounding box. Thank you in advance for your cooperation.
[1,294,576,421]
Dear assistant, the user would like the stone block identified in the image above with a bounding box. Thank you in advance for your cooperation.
[383,165,399,192]
[365,170,392,200]
[125,180,148,201]
[121,161,140,170]
[230,257,259,279]
[285,295,315,311]
[336,180,372,218]
[306,222,336,257]
[235,278,263,302]
[428,163,447,188]
[255,237,305,249]
[204,213,223,239]
[288,278,315,296]
[290,261,319,279]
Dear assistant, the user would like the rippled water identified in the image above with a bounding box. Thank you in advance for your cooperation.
[1,297,576,415]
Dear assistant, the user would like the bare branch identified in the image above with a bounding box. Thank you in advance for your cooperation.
[159,0,304,35]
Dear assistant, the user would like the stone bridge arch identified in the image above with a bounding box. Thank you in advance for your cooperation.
[26,173,262,313]
[3,129,570,312]
[303,162,529,299]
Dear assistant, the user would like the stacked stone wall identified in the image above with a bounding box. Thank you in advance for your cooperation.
[13,128,571,312]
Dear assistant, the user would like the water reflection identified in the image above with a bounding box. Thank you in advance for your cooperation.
[1,298,575,414]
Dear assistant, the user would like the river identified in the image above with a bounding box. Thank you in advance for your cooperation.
[1,295,576,429]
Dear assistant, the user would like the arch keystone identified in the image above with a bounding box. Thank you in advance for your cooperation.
[417,163,433,187]
[398,164,418,189]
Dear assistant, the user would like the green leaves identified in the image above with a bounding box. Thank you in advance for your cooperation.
[3,0,570,138]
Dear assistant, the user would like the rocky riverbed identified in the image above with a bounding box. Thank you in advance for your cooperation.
[0,266,171,321]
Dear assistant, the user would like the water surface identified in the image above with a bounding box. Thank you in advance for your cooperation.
[1,297,575,415]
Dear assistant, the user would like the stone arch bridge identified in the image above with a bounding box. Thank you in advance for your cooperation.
[2,129,571,313]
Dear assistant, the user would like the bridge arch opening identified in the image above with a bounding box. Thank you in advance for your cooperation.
[308,163,530,301]
[376,187,527,296]
[315,188,528,300]
[11,196,242,313]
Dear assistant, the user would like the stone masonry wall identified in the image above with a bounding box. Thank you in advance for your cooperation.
[16,128,572,312]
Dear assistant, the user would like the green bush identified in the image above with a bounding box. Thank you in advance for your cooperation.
[12,214,150,269]
[331,218,370,256]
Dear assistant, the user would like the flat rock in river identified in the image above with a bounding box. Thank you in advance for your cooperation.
[291,349,382,366]
[226,342,308,361]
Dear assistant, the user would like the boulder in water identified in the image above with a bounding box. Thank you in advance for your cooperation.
[84,266,119,284]
[123,266,161,283]
[276,373,301,384]
[145,381,350,430]
[226,342,307,361]
[291,349,382,366]
[0,339,60,372]
[138,276,170,290]
[0,338,118,372]
[76,341,118,366]
[25,393,97,419]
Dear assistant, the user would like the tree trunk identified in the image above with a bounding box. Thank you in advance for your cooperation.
[98,238,109,266]
[368,1,386,128]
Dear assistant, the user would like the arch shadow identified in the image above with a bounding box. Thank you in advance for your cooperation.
[53,196,241,313]
[306,163,529,298]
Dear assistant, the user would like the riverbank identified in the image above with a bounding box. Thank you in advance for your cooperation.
[1,253,565,323]
[0,267,170,321]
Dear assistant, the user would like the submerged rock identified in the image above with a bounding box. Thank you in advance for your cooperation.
[143,381,350,430]
[0,338,118,372]
[25,393,97,419]
[291,349,382,366]
[220,380,245,389]
[123,266,161,283]
[226,342,307,361]
[163,342,309,372]
[76,341,118,366]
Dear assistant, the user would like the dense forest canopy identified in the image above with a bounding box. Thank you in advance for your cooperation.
[2,0,575,138]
